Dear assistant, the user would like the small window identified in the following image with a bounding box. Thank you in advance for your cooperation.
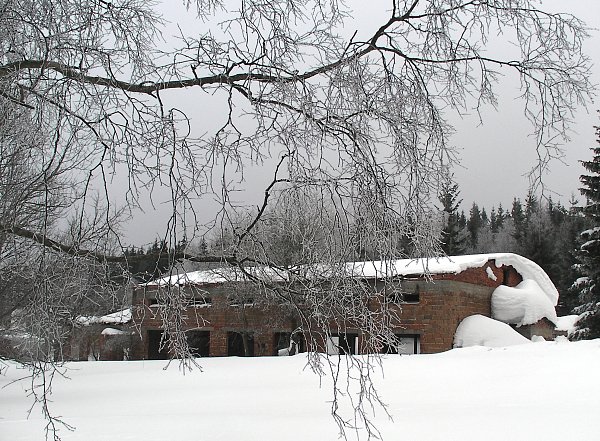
[229,296,254,307]
[187,296,211,307]
[186,330,210,357]
[381,334,420,354]
[326,333,359,355]
[148,296,211,307]
[273,332,305,355]
[402,293,420,303]
[387,290,419,304]
[227,332,254,356]
[147,330,169,360]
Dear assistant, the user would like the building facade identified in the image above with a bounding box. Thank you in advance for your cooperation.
[127,254,550,359]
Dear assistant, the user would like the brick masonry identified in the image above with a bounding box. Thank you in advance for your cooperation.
[125,260,527,359]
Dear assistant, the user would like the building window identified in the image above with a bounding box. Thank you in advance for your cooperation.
[273,332,305,356]
[229,295,254,307]
[381,334,420,354]
[147,330,169,360]
[326,333,359,355]
[402,292,420,303]
[187,296,212,307]
[186,330,210,357]
[387,290,420,304]
[147,296,211,307]
[227,331,254,356]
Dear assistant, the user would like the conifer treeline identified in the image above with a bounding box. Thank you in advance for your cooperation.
[123,237,205,282]
[439,186,591,314]
[568,125,600,338]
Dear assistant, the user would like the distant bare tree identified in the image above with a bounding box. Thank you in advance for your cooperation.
[0,0,594,438]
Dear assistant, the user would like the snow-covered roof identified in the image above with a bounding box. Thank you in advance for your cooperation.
[144,253,558,302]
[76,309,132,327]
[346,253,559,303]
[142,266,287,287]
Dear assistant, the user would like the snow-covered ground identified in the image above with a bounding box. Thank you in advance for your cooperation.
[2,339,599,441]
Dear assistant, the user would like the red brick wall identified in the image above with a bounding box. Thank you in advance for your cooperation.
[131,283,299,358]
[432,262,521,287]
[391,279,493,353]
[396,263,522,353]
[130,263,524,358]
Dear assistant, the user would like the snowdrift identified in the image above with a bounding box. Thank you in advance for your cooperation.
[453,314,531,348]
[2,340,600,441]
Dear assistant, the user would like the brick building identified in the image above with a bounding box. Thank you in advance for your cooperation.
[68,309,133,361]
[127,253,559,359]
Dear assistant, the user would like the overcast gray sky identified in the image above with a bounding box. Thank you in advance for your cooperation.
[123,0,600,246]
[451,0,600,212]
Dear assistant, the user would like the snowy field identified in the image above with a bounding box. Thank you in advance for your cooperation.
[2,339,600,441]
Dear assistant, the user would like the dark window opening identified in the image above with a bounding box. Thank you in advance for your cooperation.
[502,267,511,286]
[402,292,420,303]
[187,330,210,357]
[147,330,169,360]
[148,298,159,306]
[229,296,255,307]
[381,334,420,354]
[387,290,420,304]
[187,297,212,307]
[327,333,358,355]
[273,332,306,356]
[227,332,254,356]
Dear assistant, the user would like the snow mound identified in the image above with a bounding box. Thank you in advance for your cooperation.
[77,309,132,326]
[101,328,128,336]
[454,314,531,348]
[492,280,558,326]
[555,315,580,333]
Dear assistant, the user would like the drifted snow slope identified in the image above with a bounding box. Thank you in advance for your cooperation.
[2,340,600,441]
[454,314,531,347]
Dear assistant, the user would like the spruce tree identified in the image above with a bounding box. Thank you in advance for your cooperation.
[511,198,525,242]
[490,207,499,233]
[438,179,467,255]
[571,125,600,339]
[496,204,506,229]
[467,202,482,250]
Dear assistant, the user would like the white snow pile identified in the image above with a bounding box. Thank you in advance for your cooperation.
[454,314,531,348]
[492,279,558,326]
[3,340,600,441]
[100,327,128,336]
[555,315,581,333]
[571,276,590,289]
[76,309,132,326]
[580,226,600,238]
